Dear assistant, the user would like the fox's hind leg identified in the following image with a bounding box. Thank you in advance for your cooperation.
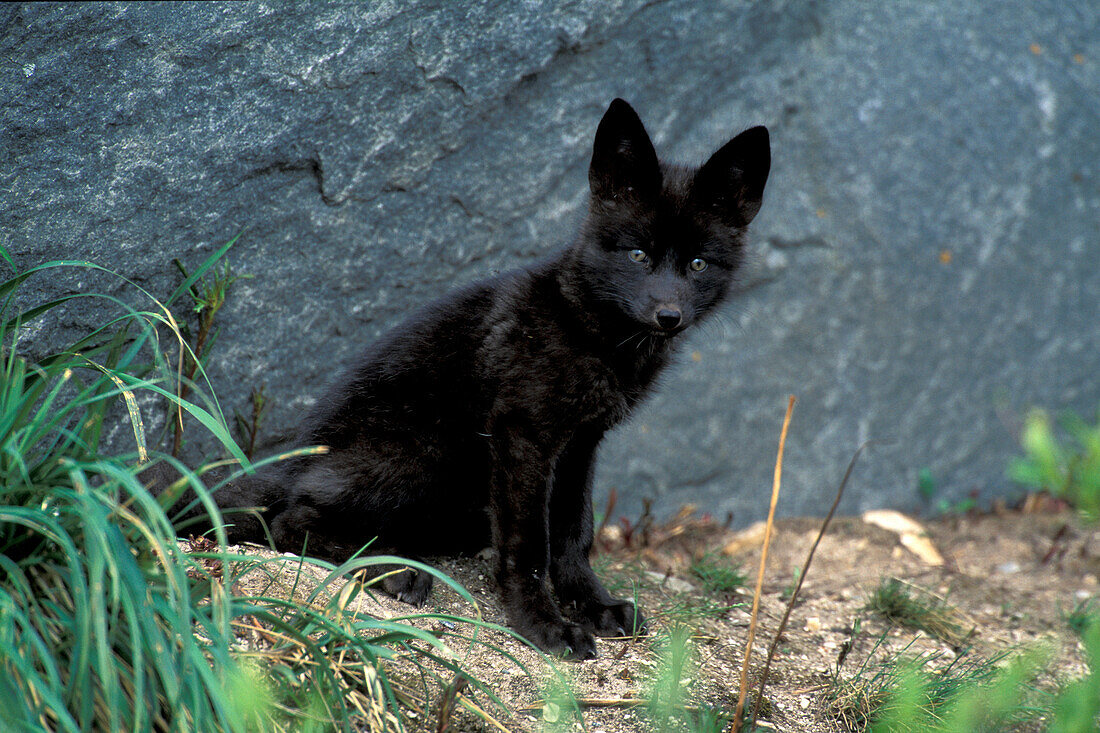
[376,563,434,605]
[267,451,444,605]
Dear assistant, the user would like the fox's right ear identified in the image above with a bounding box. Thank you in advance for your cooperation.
[588,99,661,205]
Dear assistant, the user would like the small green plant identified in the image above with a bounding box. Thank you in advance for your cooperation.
[916,467,979,516]
[864,649,1048,733]
[233,384,270,461]
[781,566,802,602]
[1009,407,1100,521]
[1064,598,1099,638]
[168,255,250,457]
[643,626,734,733]
[917,467,936,502]
[646,626,694,732]
[864,578,972,647]
[936,494,977,516]
[537,666,583,731]
[689,551,747,594]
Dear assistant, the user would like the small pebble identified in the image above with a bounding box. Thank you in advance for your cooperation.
[996,561,1021,574]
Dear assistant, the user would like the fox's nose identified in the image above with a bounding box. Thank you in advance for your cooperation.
[655,308,682,330]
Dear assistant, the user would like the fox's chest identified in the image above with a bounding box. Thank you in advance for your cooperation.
[560,356,636,426]
[480,300,669,430]
[537,346,666,432]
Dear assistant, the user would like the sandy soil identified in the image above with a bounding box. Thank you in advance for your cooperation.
[213,504,1099,732]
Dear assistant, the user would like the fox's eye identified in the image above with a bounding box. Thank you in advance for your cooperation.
[689,258,708,272]
[628,249,649,263]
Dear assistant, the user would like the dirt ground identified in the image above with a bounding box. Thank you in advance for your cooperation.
[222,503,1099,732]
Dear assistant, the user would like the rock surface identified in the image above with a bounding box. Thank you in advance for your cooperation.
[3,2,1098,523]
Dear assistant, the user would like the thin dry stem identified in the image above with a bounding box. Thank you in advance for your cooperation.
[732,395,795,733]
[456,694,515,733]
[750,441,870,725]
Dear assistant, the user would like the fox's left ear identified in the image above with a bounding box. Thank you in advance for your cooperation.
[693,126,771,225]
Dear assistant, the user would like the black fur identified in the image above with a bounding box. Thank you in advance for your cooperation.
[202,99,769,659]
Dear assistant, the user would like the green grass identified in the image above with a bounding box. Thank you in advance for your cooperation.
[0,249,254,731]
[0,247,526,732]
[1046,619,1100,733]
[592,555,655,597]
[853,624,1100,733]
[689,551,747,594]
[643,626,733,733]
[594,554,742,630]
[659,593,740,626]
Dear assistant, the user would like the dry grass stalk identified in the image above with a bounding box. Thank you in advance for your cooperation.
[750,442,870,724]
[732,395,796,733]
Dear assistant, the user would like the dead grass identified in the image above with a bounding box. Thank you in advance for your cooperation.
[864,577,976,648]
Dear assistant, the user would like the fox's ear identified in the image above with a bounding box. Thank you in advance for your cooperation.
[589,99,661,205]
[693,126,770,225]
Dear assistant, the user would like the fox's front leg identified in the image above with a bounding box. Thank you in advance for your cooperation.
[489,421,597,660]
[549,428,646,637]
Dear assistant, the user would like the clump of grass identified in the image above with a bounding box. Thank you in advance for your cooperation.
[645,626,696,731]
[831,611,1100,732]
[536,666,584,731]
[1046,619,1100,733]
[834,624,1100,732]
[1064,598,1099,638]
[0,249,255,731]
[826,638,1040,732]
[0,247,521,732]
[689,551,747,594]
[864,578,973,647]
[214,552,521,732]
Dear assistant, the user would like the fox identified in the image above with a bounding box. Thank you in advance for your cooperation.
[191,99,770,660]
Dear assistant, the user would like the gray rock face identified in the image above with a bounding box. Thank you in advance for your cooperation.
[4,1,1098,524]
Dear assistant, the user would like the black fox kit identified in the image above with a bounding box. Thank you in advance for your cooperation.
[213,99,769,659]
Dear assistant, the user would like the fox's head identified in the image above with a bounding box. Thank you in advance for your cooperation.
[570,98,770,339]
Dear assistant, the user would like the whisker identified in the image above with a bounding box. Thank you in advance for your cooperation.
[616,331,645,349]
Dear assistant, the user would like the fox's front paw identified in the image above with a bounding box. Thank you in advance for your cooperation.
[515,618,597,661]
[573,599,647,638]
